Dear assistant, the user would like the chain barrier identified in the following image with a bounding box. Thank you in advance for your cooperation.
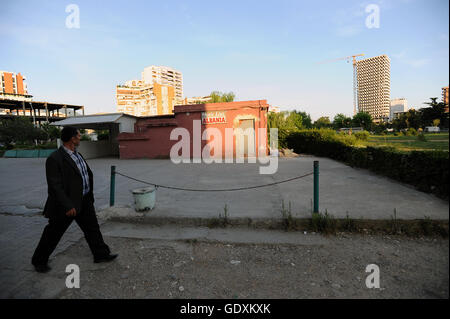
[114,171,314,192]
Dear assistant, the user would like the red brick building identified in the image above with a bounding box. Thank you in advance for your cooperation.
[117,100,269,159]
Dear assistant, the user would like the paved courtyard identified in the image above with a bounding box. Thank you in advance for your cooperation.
[0,156,448,220]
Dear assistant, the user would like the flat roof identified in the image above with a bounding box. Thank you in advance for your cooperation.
[173,100,269,113]
[0,98,83,110]
[50,113,136,127]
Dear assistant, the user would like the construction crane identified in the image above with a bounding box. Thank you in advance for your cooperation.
[317,54,364,115]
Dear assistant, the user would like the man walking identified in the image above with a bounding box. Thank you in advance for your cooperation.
[32,126,117,273]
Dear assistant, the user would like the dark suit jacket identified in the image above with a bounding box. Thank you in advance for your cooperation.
[43,146,94,218]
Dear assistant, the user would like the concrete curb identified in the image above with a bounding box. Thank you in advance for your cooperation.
[97,207,449,237]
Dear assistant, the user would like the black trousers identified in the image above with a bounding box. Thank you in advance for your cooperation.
[32,196,110,266]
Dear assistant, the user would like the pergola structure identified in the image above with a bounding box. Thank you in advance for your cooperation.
[0,98,84,126]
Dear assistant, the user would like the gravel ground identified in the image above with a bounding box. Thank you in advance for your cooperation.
[52,234,448,299]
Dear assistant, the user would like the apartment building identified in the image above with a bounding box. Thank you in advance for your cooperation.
[116,80,175,117]
[390,98,408,121]
[142,65,183,104]
[443,86,449,113]
[0,71,31,101]
[181,96,211,105]
[355,55,391,122]
[1,71,31,115]
[116,66,182,117]
[268,105,281,113]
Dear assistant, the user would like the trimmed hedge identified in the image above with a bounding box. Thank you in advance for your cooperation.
[286,130,449,200]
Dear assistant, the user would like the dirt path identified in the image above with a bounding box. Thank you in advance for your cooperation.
[47,233,449,299]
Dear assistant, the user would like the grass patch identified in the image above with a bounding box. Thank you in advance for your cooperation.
[389,208,401,234]
[311,216,448,237]
[310,210,337,234]
[342,212,358,232]
[204,200,448,238]
[281,205,448,237]
[208,204,230,228]
[366,133,448,151]
[280,200,296,231]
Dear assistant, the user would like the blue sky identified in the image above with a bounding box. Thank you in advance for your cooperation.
[1,0,448,120]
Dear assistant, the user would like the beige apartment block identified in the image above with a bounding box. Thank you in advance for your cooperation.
[116,65,182,117]
[181,96,211,105]
[356,55,391,122]
[116,79,175,117]
[268,105,281,113]
[142,65,183,105]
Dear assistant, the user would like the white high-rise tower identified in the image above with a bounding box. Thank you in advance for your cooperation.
[355,55,391,122]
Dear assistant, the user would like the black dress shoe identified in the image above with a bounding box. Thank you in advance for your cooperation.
[34,264,51,273]
[94,253,118,263]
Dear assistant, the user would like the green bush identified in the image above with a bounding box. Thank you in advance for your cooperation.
[81,134,91,141]
[36,142,57,149]
[97,130,109,141]
[286,130,449,200]
[354,130,370,141]
[405,128,418,136]
[13,143,35,150]
[417,133,427,142]
[285,129,357,161]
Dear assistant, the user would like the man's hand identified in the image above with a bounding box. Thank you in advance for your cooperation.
[66,208,77,217]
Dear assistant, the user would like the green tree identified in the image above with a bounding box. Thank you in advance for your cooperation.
[221,92,235,102]
[333,113,352,129]
[392,115,407,131]
[421,97,448,128]
[404,109,421,129]
[95,129,109,141]
[352,112,373,131]
[286,111,304,130]
[373,122,387,134]
[208,91,235,103]
[268,111,305,148]
[314,116,331,129]
[295,111,313,128]
[0,117,42,146]
[268,110,310,131]
[40,122,61,141]
[209,91,222,103]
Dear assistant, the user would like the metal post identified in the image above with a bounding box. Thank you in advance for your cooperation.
[313,161,319,213]
[110,165,116,206]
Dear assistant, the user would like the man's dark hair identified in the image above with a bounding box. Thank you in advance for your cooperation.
[61,126,79,142]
